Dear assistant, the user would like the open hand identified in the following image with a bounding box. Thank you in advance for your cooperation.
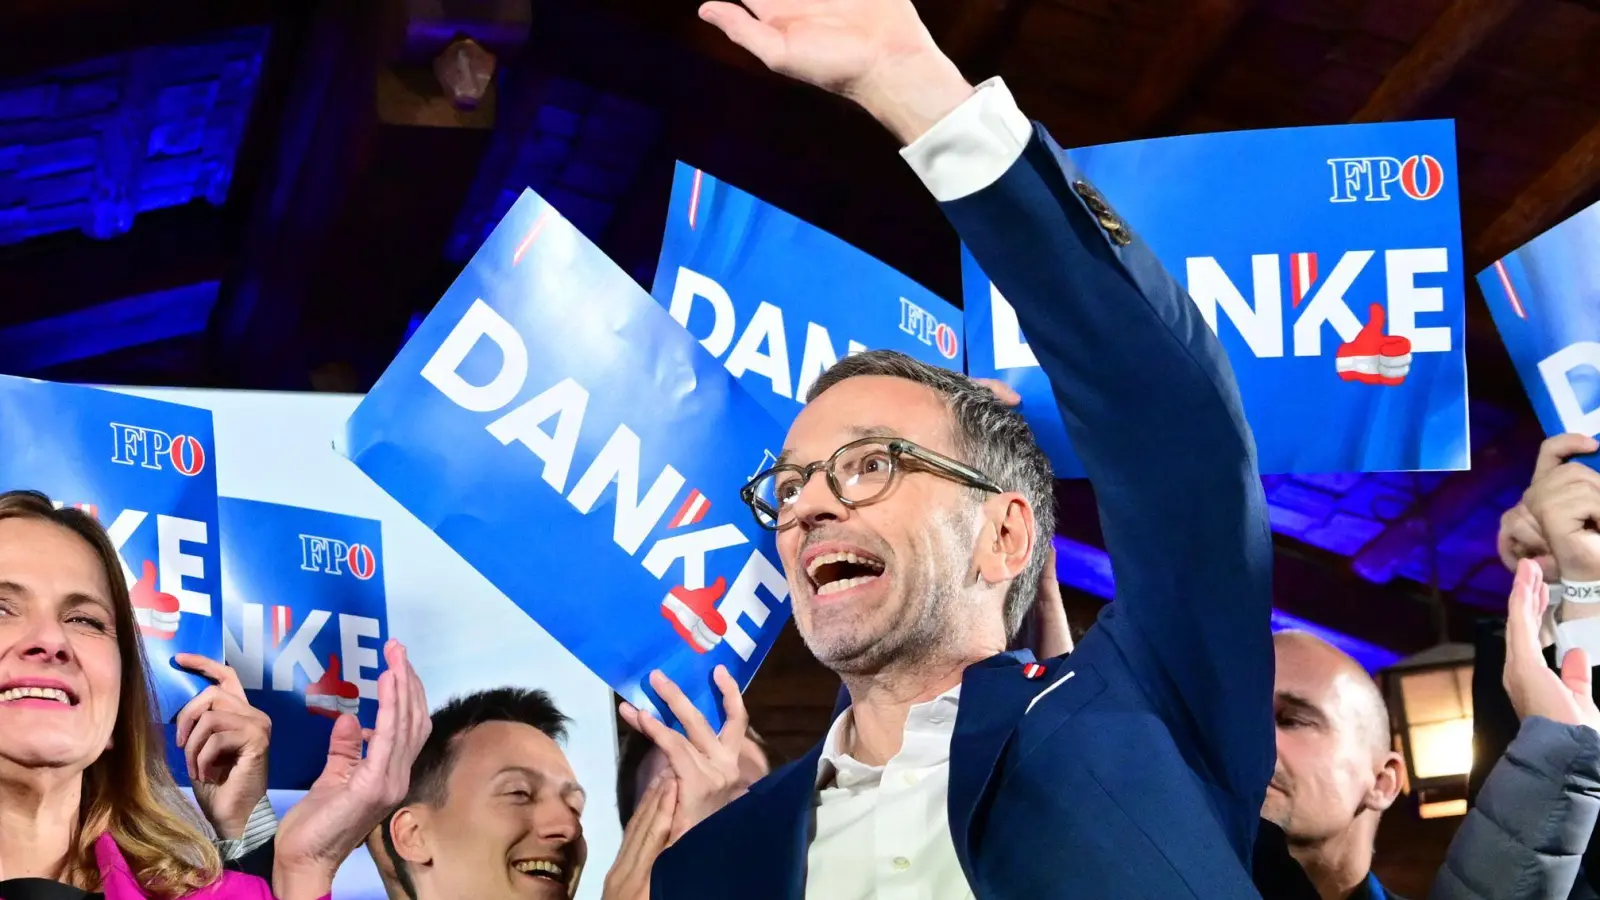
[698,0,972,143]
[619,666,752,841]
[274,640,430,900]
[601,773,678,900]
[175,654,272,840]
[1503,559,1600,733]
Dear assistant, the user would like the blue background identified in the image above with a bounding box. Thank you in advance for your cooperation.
[1477,198,1600,456]
[217,498,387,789]
[652,161,966,426]
[344,189,791,730]
[0,375,222,722]
[966,120,1469,477]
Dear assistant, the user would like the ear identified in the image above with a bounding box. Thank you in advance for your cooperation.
[1366,752,1405,813]
[975,492,1034,588]
[388,805,433,870]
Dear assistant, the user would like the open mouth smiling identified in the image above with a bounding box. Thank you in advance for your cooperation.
[805,549,886,597]
[512,857,569,889]
[0,684,79,706]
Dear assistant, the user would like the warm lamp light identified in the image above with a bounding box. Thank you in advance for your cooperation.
[1380,642,1474,818]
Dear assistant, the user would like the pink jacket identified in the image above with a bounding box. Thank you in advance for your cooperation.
[94,834,327,900]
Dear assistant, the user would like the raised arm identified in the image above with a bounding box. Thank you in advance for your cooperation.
[929,81,1273,801]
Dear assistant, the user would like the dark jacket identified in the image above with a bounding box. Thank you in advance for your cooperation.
[1435,716,1600,900]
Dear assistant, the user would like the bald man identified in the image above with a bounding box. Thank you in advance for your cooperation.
[1262,631,1405,900]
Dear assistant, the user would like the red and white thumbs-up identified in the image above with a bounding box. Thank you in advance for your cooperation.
[305,654,362,719]
[131,560,182,640]
[662,577,729,654]
[1336,304,1412,386]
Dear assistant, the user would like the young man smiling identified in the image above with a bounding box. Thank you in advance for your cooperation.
[382,688,588,900]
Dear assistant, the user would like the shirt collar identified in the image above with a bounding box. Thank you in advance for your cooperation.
[816,685,962,790]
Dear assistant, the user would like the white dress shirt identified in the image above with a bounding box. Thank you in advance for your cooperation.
[806,687,972,900]
[798,76,1032,900]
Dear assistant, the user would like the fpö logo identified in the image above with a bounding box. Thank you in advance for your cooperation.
[1328,155,1445,203]
[298,534,378,581]
[899,298,960,360]
[419,298,789,660]
[109,423,206,476]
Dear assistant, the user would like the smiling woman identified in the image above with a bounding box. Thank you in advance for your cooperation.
[0,490,250,900]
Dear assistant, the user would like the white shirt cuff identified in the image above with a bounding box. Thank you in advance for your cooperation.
[215,794,279,860]
[1554,616,1600,667]
[899,76,1032,203]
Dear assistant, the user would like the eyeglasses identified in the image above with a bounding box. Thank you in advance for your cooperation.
[739,436,1003,531]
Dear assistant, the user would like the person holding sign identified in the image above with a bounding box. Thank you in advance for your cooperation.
[0,490,430,900]
[1499,434,1600,666]
[643,1,1274,897]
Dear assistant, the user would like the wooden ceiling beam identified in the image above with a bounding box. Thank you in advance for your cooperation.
[0,0,282,79]
[940,0,1031,74]
[1119,0,1259,136]
[1350,0,1526,123]
[1474,114,1600,259]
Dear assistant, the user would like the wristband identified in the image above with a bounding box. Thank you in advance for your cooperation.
[1563,581,1600,604]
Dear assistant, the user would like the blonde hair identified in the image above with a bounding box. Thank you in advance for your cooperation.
[0,491,223,896]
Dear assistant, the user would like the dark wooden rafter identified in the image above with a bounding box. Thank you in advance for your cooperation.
[1474,114,1600,259]
[1350,0,1527,123]
[0,0,281,79]
[940,0,1032,75]
[1119,0,1259,136]
[0,204,232,329]
[1351,418,1543,583]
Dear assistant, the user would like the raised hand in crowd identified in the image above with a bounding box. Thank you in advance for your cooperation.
[602,773,679,900]
[1503,558,1600,731]
[618,665,755,842]
[273,639,431,900]
[1523,435,1600,584]
[174,653,272,841]
[699,0,973,144]
[1499,433,1600,582]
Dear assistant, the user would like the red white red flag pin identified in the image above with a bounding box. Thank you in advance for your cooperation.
[1022,662,1046,680]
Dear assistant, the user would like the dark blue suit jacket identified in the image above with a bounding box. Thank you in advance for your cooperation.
[652,124,1276,898]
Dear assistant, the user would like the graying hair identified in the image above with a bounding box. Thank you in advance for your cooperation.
[806,350,1056,637]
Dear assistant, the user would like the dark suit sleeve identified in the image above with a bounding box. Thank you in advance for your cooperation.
[940,126,1275,803]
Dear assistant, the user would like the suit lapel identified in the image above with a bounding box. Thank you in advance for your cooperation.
[740,742,825,900]
[948,650,1050,879]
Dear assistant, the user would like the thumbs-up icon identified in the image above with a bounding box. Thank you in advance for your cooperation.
[305,655,362,719]
[130,560,181,639]
[662,577,729,653]
[1336,304,1412,386]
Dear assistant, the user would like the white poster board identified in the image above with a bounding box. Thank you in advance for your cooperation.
[116,387,622,900]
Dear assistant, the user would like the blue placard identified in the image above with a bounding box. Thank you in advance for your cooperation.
[1477,197,1600,463]
[652,161,964,425]
[342,189,790,730]
[0,375,223,722]
[966,120,1470,476]
[216,498,388,789]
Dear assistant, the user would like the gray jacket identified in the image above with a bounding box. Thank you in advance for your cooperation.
[1434,716,1600,900]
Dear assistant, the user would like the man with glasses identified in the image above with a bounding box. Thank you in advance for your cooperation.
[631,1,1274,898]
